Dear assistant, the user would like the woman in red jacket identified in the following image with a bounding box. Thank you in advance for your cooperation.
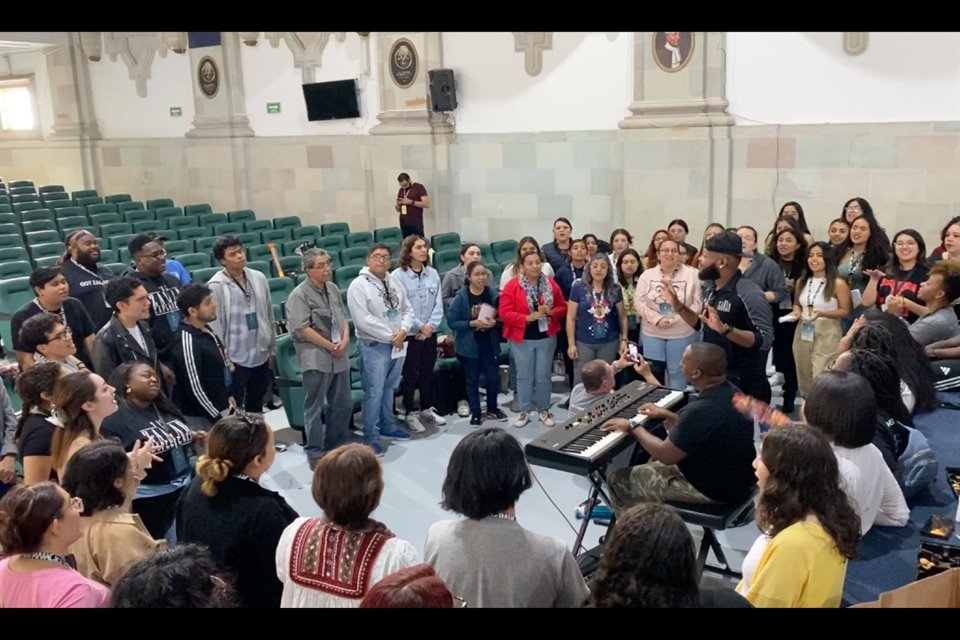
[499,250,567,427]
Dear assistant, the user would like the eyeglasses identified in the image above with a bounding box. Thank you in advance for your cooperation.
[844,207,862,213]
[452,595,468,608]
[894,241,918,247]
[308,261,331,270]
[658,249,679,255]
[369,254,391,262]
[47,327,73,343]
[141,249,167,259]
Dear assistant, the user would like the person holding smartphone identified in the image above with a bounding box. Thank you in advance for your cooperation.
[569,352,660,414]
[395,173,430,239]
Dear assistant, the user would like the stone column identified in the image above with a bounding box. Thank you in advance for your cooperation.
[370,32,454,135]
[46,32,102,140]
[185,32,254,138]
[619,32,734,130]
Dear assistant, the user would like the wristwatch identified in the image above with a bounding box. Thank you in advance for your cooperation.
[721,323,733,336]
[628,415,645,430]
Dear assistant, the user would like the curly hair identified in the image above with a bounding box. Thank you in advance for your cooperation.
[108,362,185,421]
[13,361,61,443]
[851,310,937,413]
[591,503,700,608]
[581,253,618,299]
[60,440,128,516]
[838,349,913,427]
[757,425,861,559]
[110,544,237,608]
[398,234,427,270]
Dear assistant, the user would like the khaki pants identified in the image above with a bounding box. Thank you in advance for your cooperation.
[792,317,842,396]
[607,460,716,513]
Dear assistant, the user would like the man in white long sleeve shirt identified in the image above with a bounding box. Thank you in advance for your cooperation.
[347,244,416,456]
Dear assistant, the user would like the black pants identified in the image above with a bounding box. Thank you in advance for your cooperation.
[133,485,185,540]
[230,360,273,412]
[400,218,424,239]
[459,339,501,418]
[772,308,799,404]
[400,335,438,413]
[730,363,772,404]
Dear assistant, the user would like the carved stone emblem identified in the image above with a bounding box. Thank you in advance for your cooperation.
[389,38,418,89]
[198,56,220,99]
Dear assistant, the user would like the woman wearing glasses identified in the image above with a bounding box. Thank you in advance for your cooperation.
[19,312,86,373]
[861,229,930,324]
[0,482,111,607]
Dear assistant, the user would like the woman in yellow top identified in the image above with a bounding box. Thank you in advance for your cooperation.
[737,425,861,608]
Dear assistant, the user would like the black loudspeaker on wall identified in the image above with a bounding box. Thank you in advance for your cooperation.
[428,68,458,112]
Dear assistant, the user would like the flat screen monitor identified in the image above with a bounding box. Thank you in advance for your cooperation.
[302,79,360,121]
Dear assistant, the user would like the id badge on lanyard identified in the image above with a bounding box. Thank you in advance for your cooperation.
[801,322,815,342]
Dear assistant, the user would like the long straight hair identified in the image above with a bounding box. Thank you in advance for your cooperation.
[49,371,100,475]
[795,241,839,303]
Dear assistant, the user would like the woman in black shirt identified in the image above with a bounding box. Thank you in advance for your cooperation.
[15,362,63,485]
[102,362,205,539]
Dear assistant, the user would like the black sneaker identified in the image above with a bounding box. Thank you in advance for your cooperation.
[485,409,508,422]
[470,415,483,426]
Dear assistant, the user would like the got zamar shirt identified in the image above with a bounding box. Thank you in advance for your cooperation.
[60,260,115,331]
[101,402,195,485]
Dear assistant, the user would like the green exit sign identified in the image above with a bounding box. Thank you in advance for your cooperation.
[169,107,182,117]
[267,102,281,114]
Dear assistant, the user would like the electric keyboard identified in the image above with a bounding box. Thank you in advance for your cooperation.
[524,381,685,475]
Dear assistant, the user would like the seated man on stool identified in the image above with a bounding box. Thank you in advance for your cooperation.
[601,342,755,511]
[569,355,661,414]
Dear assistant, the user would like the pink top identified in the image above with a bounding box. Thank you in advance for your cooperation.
[635,264,702,339]
[0,557,111,608]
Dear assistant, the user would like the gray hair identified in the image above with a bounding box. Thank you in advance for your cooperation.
[301,247,330,272]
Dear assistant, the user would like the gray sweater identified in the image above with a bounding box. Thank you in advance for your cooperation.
[207,268,276,363]
[742,252,790,309]
[424,516,589,608]
[909,307,959,347]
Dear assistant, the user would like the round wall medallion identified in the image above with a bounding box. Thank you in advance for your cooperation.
[389,38,418,89]
[198,56,220,99]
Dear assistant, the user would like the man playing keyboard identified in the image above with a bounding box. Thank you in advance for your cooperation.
[601,342,755,511]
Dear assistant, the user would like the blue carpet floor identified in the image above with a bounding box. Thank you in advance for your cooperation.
[842,392,960,605]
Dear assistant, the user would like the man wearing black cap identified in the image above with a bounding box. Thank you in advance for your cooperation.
[59,229,115,331]
[128,233,182,365]
[660,230,773,402]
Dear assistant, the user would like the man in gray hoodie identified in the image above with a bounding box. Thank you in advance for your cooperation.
[207,235,276,412]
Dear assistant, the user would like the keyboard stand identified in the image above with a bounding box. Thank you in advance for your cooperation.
[573,465,616,555]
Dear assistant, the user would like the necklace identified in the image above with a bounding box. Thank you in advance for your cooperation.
[20,551,74,569]
[70,259,107,283]
[34,298,67,327]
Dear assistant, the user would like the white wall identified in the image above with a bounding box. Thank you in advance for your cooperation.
[241,34,379,136]
[87,48,195,138]
[443,32,632,134]
[726,32,960,125]
[4,51,55,137]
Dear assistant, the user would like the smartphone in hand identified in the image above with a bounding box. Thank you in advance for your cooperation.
[627,342,640,363]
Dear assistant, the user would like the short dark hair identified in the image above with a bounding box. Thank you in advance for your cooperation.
[178,283,213,316]
[110,544,237,608]
[667,219,689,234]
[685,342,726,378]
[104,276,144,312]
[803,371,876,448]
[367,242,392,258]
[580,359,608,393]
[553,217,573,230]
[360,564,453,608]
[312,443,384,529]
[929,260,960,304]
[397,172,410,182]
[0,482,65,554]
[591,503,699,608]
[128,233,161,259]
[29,266,63,294]
[19,312,61,353]
[440,428,532,519]
[212,235,244,263]
[61,440,128,516]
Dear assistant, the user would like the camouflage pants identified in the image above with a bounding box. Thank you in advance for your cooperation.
[607,460,717,513]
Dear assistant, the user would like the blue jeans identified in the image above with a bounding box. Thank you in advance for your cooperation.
[642,332,698,390]
[513,335,556,413]
[459,339,501,418]
[303,369,352,459]
[359,340,405,444]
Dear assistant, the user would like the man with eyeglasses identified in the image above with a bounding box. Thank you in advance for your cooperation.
[128,234,182,366]
[347,244,416,455]
[10,266,97,371]
[285,248,352,468]
[18,313,86,373]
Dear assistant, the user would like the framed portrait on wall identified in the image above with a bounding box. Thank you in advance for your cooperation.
[652,32,694,73]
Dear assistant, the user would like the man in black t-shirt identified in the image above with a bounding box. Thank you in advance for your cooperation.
[602,342,756,510]
[128,234,182,363]
[11,267,97,371]
[59,229,115,331]
[661,231,773,402]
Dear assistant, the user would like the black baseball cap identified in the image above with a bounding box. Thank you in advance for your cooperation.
[704,230,744,258]
[128,233,169,257]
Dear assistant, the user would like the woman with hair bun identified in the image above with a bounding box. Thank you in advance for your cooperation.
[175,413,298,608]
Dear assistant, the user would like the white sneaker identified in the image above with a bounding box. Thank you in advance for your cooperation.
[457,400,471,417]
[768,372,784,386]
[419,407,447,427]
[405,413,426,433]
[539,411,556,427]
[514,412,530,428]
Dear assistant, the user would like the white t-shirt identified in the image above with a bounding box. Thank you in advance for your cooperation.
[833,444,909,535]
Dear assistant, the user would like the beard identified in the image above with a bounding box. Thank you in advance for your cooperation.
[698,264,722,281]
[76,248,100,269]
